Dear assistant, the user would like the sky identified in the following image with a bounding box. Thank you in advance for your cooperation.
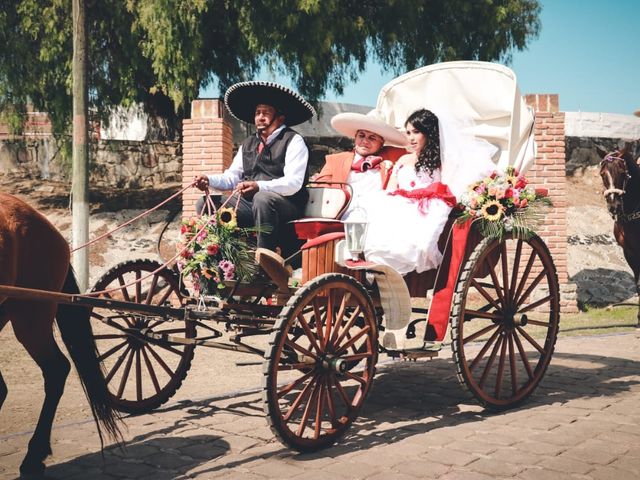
[201,0,640,115]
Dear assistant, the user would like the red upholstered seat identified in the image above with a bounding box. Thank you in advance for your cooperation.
[293,218,344,239]
[292,183,351,240]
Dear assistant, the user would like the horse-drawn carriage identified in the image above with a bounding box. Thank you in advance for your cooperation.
[0,61,560,460]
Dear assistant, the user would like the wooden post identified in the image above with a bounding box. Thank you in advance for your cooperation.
[72,0,89,291]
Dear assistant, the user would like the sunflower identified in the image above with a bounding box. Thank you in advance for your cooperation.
[480,199,504,221]
[506,174,519,186]
[217,207,238,229]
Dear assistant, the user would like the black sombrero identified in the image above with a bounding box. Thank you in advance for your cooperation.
[224,81,316,126]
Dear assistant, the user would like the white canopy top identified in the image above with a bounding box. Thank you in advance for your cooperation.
[375,61,536,173]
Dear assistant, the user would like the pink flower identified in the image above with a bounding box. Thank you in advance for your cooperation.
[520,198,528,208]
[218,260,235,280]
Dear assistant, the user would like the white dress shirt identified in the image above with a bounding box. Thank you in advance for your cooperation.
[342,153,384,220]
[207,125,309,196]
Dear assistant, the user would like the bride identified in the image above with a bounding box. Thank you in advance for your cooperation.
[359,108,496,274]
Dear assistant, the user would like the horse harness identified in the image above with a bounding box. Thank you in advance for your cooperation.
[602,153,640,223]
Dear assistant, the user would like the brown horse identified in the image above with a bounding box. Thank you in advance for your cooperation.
[0,193,121,477]
[598,142,640,325]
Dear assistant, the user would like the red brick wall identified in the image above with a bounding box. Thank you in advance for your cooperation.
[181,99,234,219]
[525,94,578,313]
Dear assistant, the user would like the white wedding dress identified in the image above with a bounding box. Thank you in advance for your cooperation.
[348,111,497,276]
[360,164,452,274]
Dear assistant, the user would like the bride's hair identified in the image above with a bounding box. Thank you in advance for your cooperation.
[405,109,441,175]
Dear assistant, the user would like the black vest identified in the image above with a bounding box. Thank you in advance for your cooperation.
[241,127,309,205]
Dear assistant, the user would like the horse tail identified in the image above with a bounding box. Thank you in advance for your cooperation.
[55,267,123,447]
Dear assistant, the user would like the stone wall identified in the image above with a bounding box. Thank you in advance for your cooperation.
[0,136,181,189]
[90,140,181,188]
[566,137,640,175]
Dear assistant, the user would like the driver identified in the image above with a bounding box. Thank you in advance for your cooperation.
[195,81,316,262]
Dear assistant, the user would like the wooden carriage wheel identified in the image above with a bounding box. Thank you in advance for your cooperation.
[450,234,560,410]
[90,260,195,414]
[263,273,378,452]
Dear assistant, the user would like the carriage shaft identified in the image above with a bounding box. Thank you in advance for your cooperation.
[0,284,185,319]
[139,327,265,355]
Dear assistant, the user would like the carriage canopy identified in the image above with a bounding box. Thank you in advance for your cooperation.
[375,61,536,174]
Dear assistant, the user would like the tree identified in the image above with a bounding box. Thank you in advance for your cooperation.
[0,0,540,134]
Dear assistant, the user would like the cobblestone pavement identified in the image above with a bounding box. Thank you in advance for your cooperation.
[1,331,639,480]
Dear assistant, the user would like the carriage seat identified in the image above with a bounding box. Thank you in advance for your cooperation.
[292,183,351,240]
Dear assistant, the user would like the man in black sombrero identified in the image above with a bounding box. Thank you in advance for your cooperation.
[195,81,315,262]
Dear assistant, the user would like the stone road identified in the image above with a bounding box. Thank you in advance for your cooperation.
[1,331,639,480]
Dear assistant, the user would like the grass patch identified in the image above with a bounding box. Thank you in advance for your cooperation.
[408,299,638,345]
[559,305,638,337]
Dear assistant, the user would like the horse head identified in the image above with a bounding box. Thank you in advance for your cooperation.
[598,143,632,219]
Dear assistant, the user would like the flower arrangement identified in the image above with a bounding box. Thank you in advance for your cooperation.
[457,166,552,240]
[177,209,262,297]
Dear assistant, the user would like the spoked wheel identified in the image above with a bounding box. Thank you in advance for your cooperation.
[90,259,195,414]
[451,234,560,410]
[263,273,378,452]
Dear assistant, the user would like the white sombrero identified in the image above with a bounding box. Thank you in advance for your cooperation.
[224,81,316,126]
[331,109,409,147]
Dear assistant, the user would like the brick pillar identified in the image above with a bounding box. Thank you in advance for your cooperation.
[181,99,234,219]
[524,94,578,313]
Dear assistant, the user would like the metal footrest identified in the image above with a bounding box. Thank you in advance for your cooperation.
[387,346,440,361]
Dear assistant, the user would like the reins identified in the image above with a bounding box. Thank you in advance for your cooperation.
[79,183,240,297]
[70,183,194,253]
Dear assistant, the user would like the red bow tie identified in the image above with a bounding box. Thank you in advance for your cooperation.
[351,155,383,172]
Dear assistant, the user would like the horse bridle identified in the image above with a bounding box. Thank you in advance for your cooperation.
[601,153,640,222]
[601,154,629,196]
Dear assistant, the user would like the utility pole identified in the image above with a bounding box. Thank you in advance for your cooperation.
[72,0,89,290]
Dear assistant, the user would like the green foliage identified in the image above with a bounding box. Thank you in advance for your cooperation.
[0,0,541,134]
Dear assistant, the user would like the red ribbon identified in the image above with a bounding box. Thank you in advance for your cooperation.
[389,182,457,214]
[351,155,383,172]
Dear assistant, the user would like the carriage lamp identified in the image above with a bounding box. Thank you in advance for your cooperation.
[343,207,369,261]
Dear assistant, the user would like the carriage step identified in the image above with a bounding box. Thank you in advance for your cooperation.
[388,345,441,361]
[235,360,263,367]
